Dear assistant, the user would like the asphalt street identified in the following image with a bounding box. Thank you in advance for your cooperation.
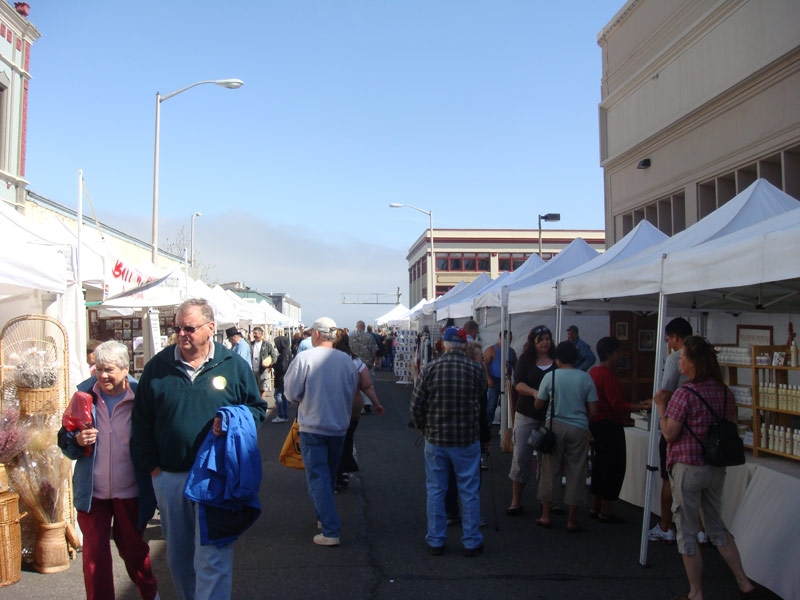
[7,370,779,599]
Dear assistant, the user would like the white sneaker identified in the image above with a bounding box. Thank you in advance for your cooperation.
[272,417,287,423]
[648,524,676,544]
[313,533,340,546]
[697,531,709,545]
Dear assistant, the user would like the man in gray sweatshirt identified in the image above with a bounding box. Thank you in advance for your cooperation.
[284,317,358,547]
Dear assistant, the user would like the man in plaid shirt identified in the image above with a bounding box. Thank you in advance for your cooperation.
[410,326,488,557]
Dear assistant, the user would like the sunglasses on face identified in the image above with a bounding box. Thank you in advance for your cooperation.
[172,322,209,335]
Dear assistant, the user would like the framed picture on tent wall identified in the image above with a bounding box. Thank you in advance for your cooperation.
[615,322,629,341]
[638,330,655,351]
[737,325,773,347]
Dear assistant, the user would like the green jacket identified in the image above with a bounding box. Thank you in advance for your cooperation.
[132,342,267,474]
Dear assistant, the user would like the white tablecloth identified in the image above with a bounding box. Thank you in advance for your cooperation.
[620,428,753,522]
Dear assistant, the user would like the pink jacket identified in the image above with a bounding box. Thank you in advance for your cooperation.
[91,382,138,500]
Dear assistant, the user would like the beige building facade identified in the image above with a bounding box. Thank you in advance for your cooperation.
[598,0,800,244]
[404,228,605,306]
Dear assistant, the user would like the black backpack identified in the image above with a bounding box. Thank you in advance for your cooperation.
[682,385,745,467]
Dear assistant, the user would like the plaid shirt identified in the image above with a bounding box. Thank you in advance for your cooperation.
[410,350,487,447]
[665,379,736,469]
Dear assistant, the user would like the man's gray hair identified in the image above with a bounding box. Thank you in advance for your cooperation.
[442,339,467,351]
[318,329,338,343]
[93,340,130,370]
[178,298,215,323]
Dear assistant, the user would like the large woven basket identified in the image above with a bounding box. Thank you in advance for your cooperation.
[0,492,25,587]
[16,387,59,416]
[33,521,69,574]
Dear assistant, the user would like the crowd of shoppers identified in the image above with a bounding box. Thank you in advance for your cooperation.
[57,307,754,599]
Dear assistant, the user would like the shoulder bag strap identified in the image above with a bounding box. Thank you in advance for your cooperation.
[679,385,730,447]
[548,370,556,426]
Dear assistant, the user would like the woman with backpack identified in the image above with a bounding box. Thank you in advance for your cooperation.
[654,336,754,599]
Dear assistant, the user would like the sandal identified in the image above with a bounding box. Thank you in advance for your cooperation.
[506,505,524,516]
[566,523,583,534]
[535,518,551,529]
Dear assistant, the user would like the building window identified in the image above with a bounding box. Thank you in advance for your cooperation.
[477,254,490,271]
[435,253,447,271]
[497,254,511,272]
[512,254,528,270]
[462,254,476,271]
[498,253,529,272]
[449,254,462,271]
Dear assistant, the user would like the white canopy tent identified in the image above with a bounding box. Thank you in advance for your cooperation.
[661,205,800,312]
[472,254,544,310]
[558,179,800,312]
[508,221,668,315]
[374,304,411,328]
[433,273,493,322]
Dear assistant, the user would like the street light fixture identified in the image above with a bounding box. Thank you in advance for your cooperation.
[538,212,561,257]
[389,203,435,301]
[151,78,244,263]
[190,212,202,269]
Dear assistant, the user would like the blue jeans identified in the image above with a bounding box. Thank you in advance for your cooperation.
[299,432,345,538]
[152,471,234,600]
[486,378,501,423]
[424,440,482,550]
[274,390,289,420]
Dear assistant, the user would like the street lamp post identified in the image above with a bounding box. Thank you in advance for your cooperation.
[389,203,435,301]
[190,212,202,269]
[538,212,561,257]
[151,78,244,263]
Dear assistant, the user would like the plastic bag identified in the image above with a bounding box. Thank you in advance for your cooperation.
[62,391,94,456]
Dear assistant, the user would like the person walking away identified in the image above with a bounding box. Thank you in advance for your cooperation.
[566,325,596,371]
[534,341,598,533]
[350,320,378,371]
[332,330,385,490]
[132,299,267,600]
[507,325,556,516]
[483,330,518,425]
[649,317,693,545]
[58,340,159,600]
[589,336,651,522]
[654,336,754,599]
[270,335,293,423]
[283,317,358,547]
[410,326,488,557]
[226,327,251,365]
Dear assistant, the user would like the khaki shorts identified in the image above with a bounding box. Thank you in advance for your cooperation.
[669,462,730,555]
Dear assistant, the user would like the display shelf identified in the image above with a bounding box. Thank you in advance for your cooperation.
[749,345,800,460]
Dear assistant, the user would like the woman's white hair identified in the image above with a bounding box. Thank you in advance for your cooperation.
[93,340,129,370]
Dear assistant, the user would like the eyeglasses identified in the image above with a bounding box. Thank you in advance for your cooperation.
[172,322,210,335]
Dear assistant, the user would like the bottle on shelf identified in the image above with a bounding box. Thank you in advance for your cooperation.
[792,342,798,368]
[761,422,768,449]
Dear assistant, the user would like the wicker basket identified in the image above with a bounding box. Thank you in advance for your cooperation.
[17,387,59,416]
[0,492,25,587]
[33,521,69,574]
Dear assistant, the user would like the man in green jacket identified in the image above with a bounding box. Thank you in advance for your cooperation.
[132,298,267,600]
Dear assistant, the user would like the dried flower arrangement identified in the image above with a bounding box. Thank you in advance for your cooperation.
[0,407,29,464]
[12,350,59,389]
[7,415,68,524]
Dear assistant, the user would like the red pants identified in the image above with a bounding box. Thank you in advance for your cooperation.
[77,497,158,600]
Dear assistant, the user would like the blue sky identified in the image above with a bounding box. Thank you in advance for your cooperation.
[24,0,624,326]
